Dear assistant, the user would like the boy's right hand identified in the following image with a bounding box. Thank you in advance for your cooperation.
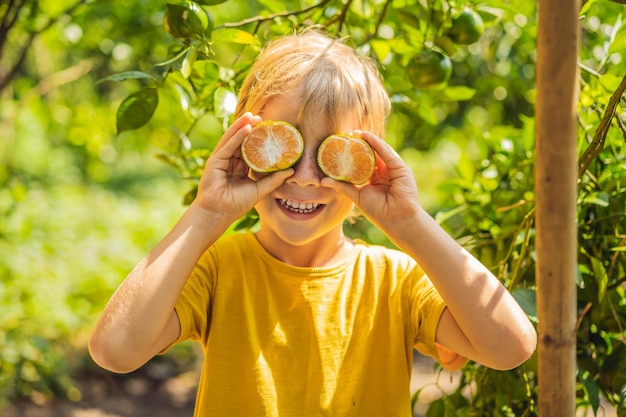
[191,112,294,226]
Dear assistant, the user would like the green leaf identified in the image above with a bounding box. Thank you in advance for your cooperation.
[97,71,157,84]
[234,210,260,231]
[417,104,438,125]
[212,28,259,46]
[580,0,600,15]
[174,83,192,112]
[582,191,609,207]
[476,6,504,25]
[256,0,285,13]
[512,288,538,323]
[155,45,191,67]
[195,0,228,5]
[435,204,468,224]
[444,86,476,101]
[183,185,198,206]
[116,88,159,134]
[181,46,198,79]
[578,369,601,415]
[164,3,207,39]
[599,73,622,92]
[191,60,220,88]
[370,39,391,61]
[589,255,608,302]
[426,397,445,417]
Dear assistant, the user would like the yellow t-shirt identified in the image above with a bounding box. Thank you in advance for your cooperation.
[171,232,448,416]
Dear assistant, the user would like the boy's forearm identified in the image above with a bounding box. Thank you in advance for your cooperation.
[389,207,536,368]
[89,203,231,373]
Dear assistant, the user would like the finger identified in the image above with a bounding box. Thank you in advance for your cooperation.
[255,169,295,198]
[213,113,261,154]
[359,131,403,167]
[320,177,360,202]
[213,121,254,160]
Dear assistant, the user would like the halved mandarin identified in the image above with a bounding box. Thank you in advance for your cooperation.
[317,134,375,184]
[241,120,304,173]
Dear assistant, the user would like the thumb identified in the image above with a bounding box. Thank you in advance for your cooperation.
[255,169,294,198]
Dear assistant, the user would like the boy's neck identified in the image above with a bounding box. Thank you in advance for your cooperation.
[253,229,354,268]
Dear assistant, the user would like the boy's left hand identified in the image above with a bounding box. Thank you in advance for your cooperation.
[320,131,422,235]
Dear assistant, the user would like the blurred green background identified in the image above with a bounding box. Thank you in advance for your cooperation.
[2,0,626,416]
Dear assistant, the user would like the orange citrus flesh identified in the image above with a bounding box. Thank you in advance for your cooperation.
[317,134,375,185]
[241,120,304,173]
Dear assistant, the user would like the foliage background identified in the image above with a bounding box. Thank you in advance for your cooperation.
[1,0,625,416]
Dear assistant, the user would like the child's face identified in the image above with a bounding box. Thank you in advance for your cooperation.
[250,90,357,249]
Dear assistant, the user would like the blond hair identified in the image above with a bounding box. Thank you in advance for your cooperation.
[235,29,391,137]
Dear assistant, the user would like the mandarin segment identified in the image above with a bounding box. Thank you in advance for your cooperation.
[241,120,304,172]
[317,134,375,184]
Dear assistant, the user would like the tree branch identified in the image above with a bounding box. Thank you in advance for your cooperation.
[0,0,89,95]
[0,0,29,63]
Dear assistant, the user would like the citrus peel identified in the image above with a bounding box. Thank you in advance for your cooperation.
[241,120,304,173]
[317,134,375,184]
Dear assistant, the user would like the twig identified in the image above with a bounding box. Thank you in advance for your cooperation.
[219,0,333,29]
[575,302,593,333]
[363,0,393,43]
[324,0,353,32]
[578,73,626,177]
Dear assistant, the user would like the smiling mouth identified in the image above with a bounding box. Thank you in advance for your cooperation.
[279,199,323,214]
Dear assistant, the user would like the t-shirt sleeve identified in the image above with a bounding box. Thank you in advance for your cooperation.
[409,271,448,360]
[408,269,468,369]
[166,247,217,349]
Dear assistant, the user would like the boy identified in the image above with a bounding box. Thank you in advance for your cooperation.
[89,29,536,416]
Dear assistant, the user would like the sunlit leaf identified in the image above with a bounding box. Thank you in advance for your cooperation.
[181,46,198,79]
[580,0,600,15]
[212,28,259,46]
[443,86,476,101]
[214,87,237,118]
[417,105,437,124]
[191,60,220,88]
[600,74,622,92]
[370,39,391,61]
[582,191,609,207]
[590,256,608,302]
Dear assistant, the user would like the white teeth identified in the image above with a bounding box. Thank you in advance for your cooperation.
[280,199,321,213]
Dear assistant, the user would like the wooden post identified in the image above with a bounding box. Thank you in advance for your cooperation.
[535,0,580,415]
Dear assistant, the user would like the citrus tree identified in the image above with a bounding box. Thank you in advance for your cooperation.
[2,0,626,415]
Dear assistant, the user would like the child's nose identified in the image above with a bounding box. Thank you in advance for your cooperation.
[288,148,323,186]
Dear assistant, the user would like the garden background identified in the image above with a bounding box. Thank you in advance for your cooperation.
[1,0,625,416]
